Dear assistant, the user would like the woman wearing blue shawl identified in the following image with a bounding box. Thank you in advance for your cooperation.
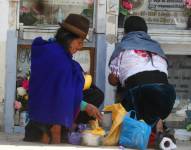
[24,14,103,144]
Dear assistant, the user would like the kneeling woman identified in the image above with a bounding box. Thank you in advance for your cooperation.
[24,14,103,144]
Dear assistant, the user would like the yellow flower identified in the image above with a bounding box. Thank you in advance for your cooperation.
[24,94,29,100]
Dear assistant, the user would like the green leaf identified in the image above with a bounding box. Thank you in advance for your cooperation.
[119,6,129,16]
[186,123,191,131]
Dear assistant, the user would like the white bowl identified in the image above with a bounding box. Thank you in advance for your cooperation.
[82,132,102,146]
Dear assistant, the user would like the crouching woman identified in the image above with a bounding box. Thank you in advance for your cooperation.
[24,14,103,144]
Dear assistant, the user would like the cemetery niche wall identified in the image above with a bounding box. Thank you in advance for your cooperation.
[118,0,188,29]
[118,0,191,127]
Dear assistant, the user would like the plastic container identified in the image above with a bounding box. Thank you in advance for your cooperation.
[101,111,112,131]
[19,111,29,127]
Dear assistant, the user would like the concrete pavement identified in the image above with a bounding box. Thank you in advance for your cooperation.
[0,132,122,150]
[0,132,191,150]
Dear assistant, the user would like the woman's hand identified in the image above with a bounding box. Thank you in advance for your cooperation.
[85,104,102,121]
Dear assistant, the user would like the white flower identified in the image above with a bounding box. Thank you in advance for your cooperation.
[17,87,27,96]
[129,10,133,15]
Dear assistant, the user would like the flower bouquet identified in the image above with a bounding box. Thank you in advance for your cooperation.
[183,0,191,29]
[20,5,38,26]
[184,0,191,15]
[119,0,134,16]
[14,70,30,126]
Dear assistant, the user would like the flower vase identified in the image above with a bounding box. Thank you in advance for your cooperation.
[187,15,191,29]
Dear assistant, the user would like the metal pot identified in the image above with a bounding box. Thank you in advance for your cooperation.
[101,111,112,131]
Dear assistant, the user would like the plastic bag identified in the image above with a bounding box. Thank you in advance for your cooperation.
[68,132,82,145]
[67,124,88,145]
[84,120,105,136]
[102,103,127,146]
[119,111,151,150]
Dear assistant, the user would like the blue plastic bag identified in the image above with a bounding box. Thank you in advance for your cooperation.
[119,111,151,150]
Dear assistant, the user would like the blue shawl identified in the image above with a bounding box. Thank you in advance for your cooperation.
[28,37,84,128]
[109,31,166,65]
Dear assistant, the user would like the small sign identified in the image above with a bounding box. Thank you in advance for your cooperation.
[148,0,184,11]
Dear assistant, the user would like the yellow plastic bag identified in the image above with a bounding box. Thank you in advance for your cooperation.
[83,120,105,136]
[83,74,92,90]
[102,103,127,146]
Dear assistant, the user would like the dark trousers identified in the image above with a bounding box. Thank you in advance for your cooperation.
[24,84,104,142]
[121,83,176,125]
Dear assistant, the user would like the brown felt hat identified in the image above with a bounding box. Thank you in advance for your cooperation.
[59,14,90,39]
